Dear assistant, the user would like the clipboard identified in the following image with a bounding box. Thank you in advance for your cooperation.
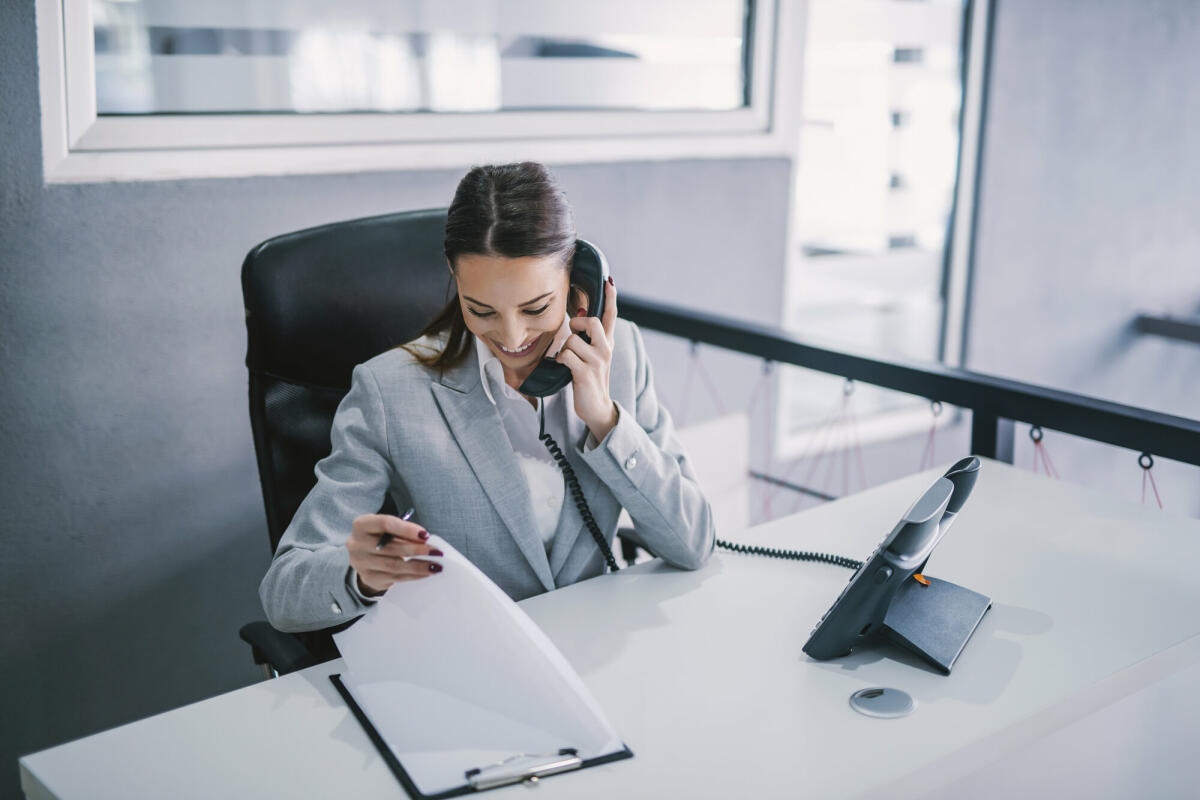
[328,536,634,798]
[331,674,633,798]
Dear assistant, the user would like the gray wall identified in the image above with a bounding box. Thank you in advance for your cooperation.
[966,0,1200,513]
[0,3,790,795]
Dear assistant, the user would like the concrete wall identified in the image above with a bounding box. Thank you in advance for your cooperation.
[0,3,790,795]
[967,0,1200,513]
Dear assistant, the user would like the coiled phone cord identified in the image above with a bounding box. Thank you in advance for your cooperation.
[715,539,861,570]
[538,403,622,573]
[537,405,859,573]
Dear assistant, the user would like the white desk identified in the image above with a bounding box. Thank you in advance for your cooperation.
[20,461,1200,799]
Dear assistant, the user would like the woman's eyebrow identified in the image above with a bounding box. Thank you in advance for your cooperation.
[462,291,553,309]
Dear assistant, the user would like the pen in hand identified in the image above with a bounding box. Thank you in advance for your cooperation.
[375,506,416,551]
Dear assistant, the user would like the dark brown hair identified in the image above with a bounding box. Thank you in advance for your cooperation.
[401,162,576,370]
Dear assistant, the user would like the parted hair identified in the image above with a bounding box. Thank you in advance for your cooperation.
[400,162,577,371]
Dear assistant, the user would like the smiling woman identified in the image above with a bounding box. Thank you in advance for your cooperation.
[258,162,716,633]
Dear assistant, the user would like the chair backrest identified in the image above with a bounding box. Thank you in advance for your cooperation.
[242,208,450,553]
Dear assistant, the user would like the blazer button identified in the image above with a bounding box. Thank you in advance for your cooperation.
[625,455,638,470]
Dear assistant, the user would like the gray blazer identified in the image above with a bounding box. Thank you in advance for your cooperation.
[260,318,715,632]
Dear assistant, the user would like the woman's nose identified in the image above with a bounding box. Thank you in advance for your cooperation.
[498,320,530,348]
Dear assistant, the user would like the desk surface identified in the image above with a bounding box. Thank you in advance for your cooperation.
[20,460,1200,799]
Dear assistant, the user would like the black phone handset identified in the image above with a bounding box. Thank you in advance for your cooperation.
[518,240,608,399]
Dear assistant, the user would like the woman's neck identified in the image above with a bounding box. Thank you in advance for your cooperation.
[502,365,531,393]
[502,365,540,409]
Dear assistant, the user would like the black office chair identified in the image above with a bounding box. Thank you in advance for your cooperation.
[238,208,453,676]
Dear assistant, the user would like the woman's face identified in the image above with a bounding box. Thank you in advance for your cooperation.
[453,252,572,379]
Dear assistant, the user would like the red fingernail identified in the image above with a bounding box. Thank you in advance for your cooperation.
[576,307,586,316]
[418,530,429,540]
[429,563,442,573]
[429,548,444,557]
[606,276,614,286]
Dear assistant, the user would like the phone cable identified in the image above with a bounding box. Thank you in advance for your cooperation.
[715,539,861,570]
[538,403,622,572]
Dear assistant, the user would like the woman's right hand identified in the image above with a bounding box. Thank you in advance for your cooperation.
[346,513,443,596]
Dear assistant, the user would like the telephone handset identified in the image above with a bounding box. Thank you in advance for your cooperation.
[518,239,609,398]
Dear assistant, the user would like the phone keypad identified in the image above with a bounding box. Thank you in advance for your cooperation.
[807,543,882,637]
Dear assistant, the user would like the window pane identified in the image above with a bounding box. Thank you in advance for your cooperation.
[92,0,750,115]
[786,0,966,431]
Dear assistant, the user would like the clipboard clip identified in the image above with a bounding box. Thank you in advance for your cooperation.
[465,748,582,790]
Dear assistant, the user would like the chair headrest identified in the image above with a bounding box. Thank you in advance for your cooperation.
[242,208,451,389]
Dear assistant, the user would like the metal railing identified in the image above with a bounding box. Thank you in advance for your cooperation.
[620,295,1200,469]
[1135,313,1200,346]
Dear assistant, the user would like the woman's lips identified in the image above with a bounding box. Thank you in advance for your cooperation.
[494,334,542,358]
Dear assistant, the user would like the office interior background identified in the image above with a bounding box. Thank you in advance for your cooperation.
[1,0,1197,795]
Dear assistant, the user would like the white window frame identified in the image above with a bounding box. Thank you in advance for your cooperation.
[773,0,990,462]
[37,0,804,183]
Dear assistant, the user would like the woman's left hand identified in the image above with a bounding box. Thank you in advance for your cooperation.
[556,276,619,442]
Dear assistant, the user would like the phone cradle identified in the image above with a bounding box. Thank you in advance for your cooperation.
[880,575,991,674]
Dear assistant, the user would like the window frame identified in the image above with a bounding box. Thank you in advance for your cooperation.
[38,0,801,183]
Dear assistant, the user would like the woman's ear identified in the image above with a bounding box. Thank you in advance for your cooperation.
[569,284,590,316]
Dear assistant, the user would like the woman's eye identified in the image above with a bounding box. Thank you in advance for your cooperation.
[467,304,548,318]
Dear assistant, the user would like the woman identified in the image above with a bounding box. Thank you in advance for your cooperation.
[260,162,714,633]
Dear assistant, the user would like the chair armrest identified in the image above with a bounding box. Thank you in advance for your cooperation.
[239,621,319,676]
[617,527,656,567]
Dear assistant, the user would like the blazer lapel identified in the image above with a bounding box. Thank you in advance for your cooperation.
[431,352,555,593]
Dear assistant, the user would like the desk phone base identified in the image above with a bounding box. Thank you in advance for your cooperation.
[881,576,992,674]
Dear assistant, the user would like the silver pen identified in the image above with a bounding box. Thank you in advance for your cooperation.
[375,506,415,551]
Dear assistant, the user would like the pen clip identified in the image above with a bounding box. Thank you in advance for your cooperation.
[465,749,581,790]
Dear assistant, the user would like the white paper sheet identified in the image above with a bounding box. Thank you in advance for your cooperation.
[334,536,623,796]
